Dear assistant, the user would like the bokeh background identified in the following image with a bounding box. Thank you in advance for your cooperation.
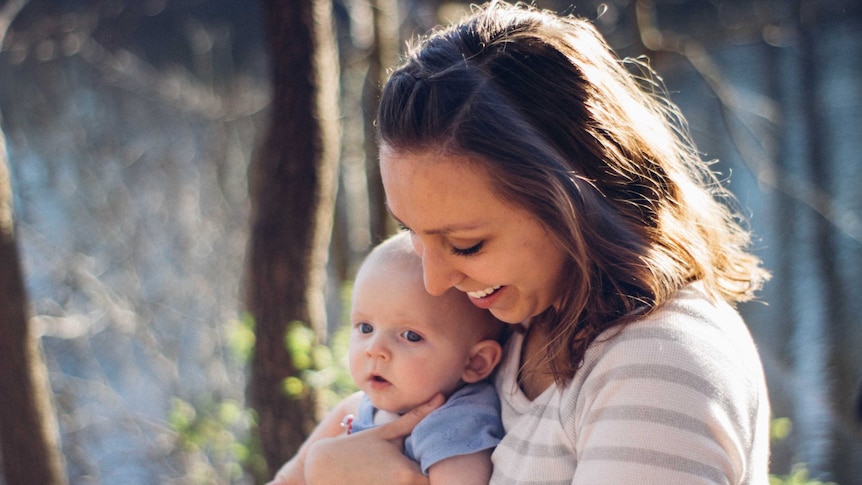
[1,0,860,483]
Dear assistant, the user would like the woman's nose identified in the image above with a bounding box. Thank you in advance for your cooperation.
[418,244,463,296]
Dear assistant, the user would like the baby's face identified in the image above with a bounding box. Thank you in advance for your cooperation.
[348,261,481,414]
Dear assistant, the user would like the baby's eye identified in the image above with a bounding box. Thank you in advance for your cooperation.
[359,322,373,334]
[401,330,423,342]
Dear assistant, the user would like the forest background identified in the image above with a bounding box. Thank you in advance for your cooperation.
[1,0,860,484]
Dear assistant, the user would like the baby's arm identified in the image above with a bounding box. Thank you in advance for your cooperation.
[268,391,363,485]
[427,449,493,485]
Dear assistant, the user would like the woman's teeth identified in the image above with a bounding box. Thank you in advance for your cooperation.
[467,285,501,299]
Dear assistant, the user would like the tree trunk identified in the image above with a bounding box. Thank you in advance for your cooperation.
[0,121,67,485]
[363,0,400,244]
[247,0,340,477]
[0,2,66,482]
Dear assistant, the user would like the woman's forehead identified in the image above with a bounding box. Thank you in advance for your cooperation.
[380,151,505,227]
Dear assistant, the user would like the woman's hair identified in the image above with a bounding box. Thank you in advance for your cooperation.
[377,1,770,382]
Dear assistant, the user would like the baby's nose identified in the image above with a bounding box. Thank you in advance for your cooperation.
[365,336,391,360]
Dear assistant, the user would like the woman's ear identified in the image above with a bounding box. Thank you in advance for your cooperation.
[462,340,503,383]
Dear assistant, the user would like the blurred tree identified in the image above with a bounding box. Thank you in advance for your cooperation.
[0,1,66,482]
[362,0,400,244]
[247,0,340,477]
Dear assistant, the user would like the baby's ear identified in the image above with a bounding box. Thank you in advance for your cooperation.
[462,340,503,383]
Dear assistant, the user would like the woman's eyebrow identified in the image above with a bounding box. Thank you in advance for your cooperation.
[386,204,486,236]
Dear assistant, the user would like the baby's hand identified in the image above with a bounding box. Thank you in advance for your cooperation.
[340,414,355,435]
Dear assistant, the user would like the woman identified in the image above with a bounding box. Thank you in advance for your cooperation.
[281,2,771,484]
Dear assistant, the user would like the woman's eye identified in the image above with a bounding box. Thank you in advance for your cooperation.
[359,323,373,334]
[397,222,413,233]
[402,330,423,342]
[451,241,483,256]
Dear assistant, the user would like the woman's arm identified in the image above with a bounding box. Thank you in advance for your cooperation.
[427,450,493,485]
[304,394,445,485]
[267,392,364,485]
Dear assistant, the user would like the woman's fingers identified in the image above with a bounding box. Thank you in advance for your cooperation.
[374,393,445,442]
[302,394,443,485]
[305,420,433,485]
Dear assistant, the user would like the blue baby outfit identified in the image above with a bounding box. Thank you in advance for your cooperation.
[351,381,503,474]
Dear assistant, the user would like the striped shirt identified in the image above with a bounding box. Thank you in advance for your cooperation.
[490,283,770,484]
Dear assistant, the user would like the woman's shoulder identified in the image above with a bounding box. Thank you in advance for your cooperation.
[548,284,770,484]
[603,282,754,354]
[569,282,766,400]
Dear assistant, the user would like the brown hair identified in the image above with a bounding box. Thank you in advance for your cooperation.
[377,2,769,383]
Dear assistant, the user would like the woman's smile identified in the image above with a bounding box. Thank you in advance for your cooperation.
[464,285,505,310]
[465,285,502,299]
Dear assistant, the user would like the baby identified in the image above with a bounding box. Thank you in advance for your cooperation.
[272,232,506,485]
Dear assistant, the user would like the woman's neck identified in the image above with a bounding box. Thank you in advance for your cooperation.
[518,322,555,400]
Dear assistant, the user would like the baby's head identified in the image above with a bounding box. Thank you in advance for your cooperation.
[348,232,505,414]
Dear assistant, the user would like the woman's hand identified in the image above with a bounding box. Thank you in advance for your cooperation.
[266,392,364,485]
[303,394,445,485]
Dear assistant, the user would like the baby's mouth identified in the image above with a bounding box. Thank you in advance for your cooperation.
[371,374,389,384]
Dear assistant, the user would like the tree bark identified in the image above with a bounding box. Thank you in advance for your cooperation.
[363,0,400,244]
[0,114,67,485]
[0,1,66,482]
[248,0,340,477]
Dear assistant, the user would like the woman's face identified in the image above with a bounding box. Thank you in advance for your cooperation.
[380,146,569,324]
